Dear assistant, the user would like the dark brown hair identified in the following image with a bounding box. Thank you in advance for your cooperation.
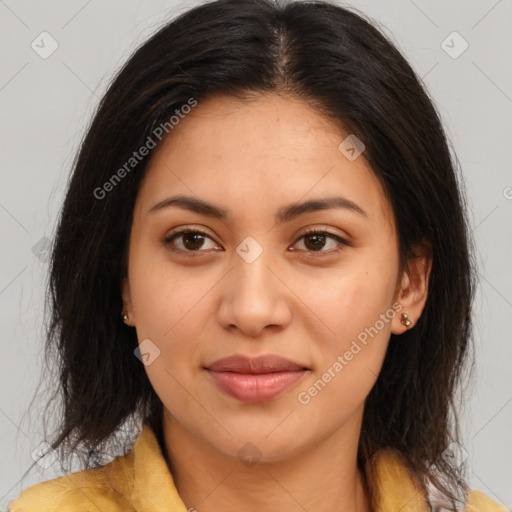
[24,0,476,509]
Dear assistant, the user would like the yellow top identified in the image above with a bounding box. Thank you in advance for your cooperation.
[9,424,507,512]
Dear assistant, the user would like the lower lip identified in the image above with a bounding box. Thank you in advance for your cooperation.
[206,369,307,403]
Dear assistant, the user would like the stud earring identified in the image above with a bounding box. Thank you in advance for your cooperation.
[122,312,128,322]
[401,313,412,328]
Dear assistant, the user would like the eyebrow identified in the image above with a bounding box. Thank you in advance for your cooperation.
[147,194,368,223]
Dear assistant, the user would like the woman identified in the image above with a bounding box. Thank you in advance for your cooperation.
[9,0,506,511]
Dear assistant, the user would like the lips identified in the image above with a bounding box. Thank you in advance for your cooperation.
[205,354,309,403]
[207,354,308,373]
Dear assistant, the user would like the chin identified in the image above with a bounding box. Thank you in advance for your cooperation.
[209,427,307,466]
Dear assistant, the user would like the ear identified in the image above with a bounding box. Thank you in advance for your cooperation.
[391,239,432,335]
[121,277,135,326]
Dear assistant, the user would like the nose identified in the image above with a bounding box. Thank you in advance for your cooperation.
[217,249,292,338]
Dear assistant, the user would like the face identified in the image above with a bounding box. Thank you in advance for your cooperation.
[122,93,429,463]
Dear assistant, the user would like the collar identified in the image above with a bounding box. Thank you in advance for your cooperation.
[129,424,187,511]
[363,447,431,512]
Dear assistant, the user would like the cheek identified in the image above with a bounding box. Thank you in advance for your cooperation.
[293,260,396,344]
[128,244,214,340]
[293,260,396,402]
[128,259,213,416]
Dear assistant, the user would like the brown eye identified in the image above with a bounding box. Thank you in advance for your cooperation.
[291,229,349,254]
[161,228,220,253]
[160,227,349,256]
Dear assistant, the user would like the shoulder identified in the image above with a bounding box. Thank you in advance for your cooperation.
[465,489,509,512]
[8,451,135,512]
[367,447,508,512]
[427,482,509,511]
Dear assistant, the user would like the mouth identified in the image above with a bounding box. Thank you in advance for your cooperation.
[204,354,310,403]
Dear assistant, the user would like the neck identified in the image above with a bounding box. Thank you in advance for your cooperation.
[162,410,372,512]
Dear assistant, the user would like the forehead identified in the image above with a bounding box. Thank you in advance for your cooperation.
[136,93,395,231]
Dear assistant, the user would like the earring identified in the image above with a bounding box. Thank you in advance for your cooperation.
[122,312,128,322]
[401,313,412,328]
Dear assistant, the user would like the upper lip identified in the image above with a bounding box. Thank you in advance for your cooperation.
[205,354,309,373]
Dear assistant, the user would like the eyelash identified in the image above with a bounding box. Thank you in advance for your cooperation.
[160,227,350,256]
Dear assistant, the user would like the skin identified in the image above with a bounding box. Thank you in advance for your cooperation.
[122,93,432,512]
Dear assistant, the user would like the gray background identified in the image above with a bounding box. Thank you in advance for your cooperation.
[1,0,511,509]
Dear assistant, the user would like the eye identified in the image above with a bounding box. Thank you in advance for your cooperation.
[290,228,349,255]
[161,226,350,255]
[161,228,221,254]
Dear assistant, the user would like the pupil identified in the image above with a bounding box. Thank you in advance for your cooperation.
[181,233,327,251]
[184,233,205,250]
[305,233,325,251]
